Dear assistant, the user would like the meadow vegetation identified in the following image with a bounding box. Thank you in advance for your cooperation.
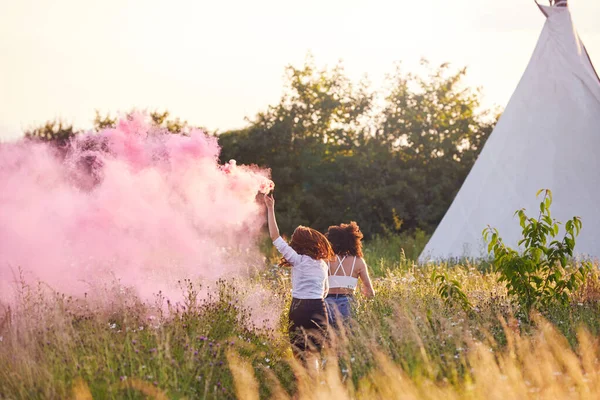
[1,231,599,399]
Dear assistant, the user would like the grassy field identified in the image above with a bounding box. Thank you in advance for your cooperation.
[1,235,600,399]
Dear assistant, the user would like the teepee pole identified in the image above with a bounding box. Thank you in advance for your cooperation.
[534,1,549,17]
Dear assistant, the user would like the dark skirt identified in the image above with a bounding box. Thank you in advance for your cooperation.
[288,298,328,358]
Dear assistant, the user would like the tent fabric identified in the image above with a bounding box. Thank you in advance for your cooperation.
[419,3,600,261]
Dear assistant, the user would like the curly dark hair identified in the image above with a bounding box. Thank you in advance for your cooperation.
[325,221,364,258]
[280,226,334,267]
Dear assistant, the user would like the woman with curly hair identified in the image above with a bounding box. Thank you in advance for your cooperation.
[264,194,333,368]
[325,221,375,327]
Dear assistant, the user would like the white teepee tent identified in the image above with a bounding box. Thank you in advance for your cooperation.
[419,0,600,261]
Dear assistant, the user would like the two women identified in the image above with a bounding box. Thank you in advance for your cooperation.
[264,194,375,364]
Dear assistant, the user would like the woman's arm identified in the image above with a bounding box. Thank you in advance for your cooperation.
[357,258,375,298]
[264,194,280,241]
[264,194,302,265]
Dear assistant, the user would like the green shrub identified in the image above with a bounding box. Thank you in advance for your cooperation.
[483,189,592,315]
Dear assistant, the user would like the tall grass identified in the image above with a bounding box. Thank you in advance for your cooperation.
[228,315,600,400]
[363,230,430,276]
[0,237,599,399]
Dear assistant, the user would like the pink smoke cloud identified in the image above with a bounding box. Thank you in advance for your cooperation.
[0,113,273,304]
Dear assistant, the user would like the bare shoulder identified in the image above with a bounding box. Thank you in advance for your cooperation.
[354,256,367,273]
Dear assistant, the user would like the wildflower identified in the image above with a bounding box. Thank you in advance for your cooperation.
[120,376,127,381]
[265,358,270,363]
[109,323,117,329]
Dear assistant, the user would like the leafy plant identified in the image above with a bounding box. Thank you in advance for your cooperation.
[483,189,591,314]
[432,270,473,312]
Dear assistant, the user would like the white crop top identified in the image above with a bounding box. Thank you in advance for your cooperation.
[328,255,359,289]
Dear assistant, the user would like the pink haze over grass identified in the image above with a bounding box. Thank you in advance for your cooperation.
[0,113,275,307]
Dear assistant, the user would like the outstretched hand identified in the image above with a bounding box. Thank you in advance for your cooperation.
[264,193,275,209]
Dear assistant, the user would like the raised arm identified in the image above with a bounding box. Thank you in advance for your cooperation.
[264,194,302,265]
[264,194,280,241]
[357,258,375,298]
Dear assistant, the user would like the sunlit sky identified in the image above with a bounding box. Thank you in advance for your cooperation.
[0,0,599,140]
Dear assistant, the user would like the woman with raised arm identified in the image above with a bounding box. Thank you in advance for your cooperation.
[325,221,375,327]
[264,194,333,369]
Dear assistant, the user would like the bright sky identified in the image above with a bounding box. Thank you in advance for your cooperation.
[0,0,599,140]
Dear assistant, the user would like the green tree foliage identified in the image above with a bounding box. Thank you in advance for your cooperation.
[219,58,375,233]
[24,120,77,145]
[378,60,495,231]
[22,58,495,240]
[25,110,192,144]
[483,190,592,315]
[220,58,495,237]
[92,110,191,134]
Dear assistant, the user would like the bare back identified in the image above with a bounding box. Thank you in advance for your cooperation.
[328,255,374,296]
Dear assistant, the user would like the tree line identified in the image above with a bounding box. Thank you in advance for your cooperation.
[23,58,499,239]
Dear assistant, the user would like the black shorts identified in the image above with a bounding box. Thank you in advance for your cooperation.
[288,298,329,356]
